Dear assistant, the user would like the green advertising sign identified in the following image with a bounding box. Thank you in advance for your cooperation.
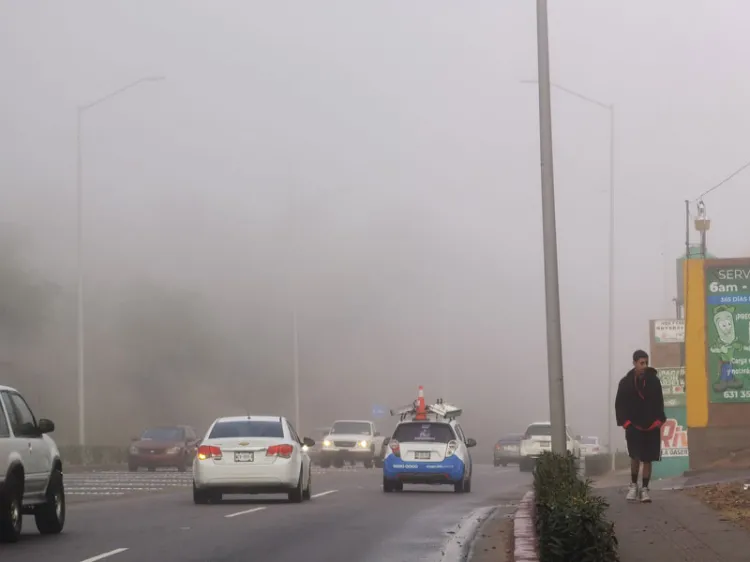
[705,263,750,403]
[656,367,685,407]
[651,405,689,480]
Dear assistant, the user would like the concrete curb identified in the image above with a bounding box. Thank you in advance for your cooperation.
[513,490,538,562]
[442,505,498,562]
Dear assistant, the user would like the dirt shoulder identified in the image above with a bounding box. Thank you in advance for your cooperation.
[686,481,750,532]
[470,509,514,562]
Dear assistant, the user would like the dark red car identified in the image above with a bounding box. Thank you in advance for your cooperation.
[128,425,200,472]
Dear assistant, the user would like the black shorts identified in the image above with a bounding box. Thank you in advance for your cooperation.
[625,427,661,462]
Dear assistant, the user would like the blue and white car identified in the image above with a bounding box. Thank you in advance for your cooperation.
[382,416,476,493]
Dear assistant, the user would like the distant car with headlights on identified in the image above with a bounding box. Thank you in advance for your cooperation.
[319,420,384,468]
[493,434,523,467]
[192,415,315,504]
[128,425,200,472]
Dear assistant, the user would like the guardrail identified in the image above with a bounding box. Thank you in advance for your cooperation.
[58,445,129,466]
[583,452,630,477]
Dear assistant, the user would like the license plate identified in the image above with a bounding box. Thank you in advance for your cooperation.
[415,451,430,460]
[234,452,254,462]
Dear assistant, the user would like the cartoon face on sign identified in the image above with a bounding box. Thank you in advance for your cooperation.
[709,305,750,392]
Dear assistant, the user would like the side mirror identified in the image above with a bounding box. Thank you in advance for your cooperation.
[302,437,315,447]
[382,437,391,446]
[466,438,477,448]
[374,431,381,437]
[575,435,582,441]
[37,418,55,434]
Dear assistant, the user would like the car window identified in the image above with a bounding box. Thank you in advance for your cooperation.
[392,422,456,443]
[4,392,38,437]
[454,424,466,442]
[581,436,598,445]
[0,396,10,438]
[524,424,551,438]
[141,427,184,441]
[286,421,301,443]
[330,421,371,435]
[209,420,284,439]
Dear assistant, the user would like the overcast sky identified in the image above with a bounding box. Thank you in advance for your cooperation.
[1,1,747,443]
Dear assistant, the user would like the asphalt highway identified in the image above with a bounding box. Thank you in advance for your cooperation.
[2,464,530,562]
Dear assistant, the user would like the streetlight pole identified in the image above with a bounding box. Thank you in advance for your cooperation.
[76,76,164,446]
[534,0,568,454]
[521,79,615,464]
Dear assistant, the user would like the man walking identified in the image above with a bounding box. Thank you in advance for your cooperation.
[615,349,666,503]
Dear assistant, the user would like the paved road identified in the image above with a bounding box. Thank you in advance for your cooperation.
[63,465,363,502]
[2,464,530,562]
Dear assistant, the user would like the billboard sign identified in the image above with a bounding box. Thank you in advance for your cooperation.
[705,262,750,403]
[654,320,684,343]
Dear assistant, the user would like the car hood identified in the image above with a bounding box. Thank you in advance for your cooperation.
[132,440,182,449]
[324,433,372,442]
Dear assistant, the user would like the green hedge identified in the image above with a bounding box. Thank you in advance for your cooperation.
[534,451,619,562]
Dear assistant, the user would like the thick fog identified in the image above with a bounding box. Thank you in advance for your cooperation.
[1,1,749,451]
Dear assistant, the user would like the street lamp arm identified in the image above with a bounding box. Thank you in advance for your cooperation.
[79,76,165,112]
[520,79,611,110]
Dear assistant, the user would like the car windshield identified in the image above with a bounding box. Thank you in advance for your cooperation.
[209,420,284,439]
[581,437,598,445]
[392,422,456,443]
[498,436,521,445]
[141,427,184,441]
[330,422,371,435]
[525,424,551,437]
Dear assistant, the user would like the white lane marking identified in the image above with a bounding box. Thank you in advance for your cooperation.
[224,506,267,518]
[79,547,129,562]
[311,489,338,499]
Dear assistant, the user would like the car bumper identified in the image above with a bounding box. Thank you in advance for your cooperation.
[493,453,520,464]
[129,453,184,467]
[193,459,300,492]
[320,449,374,459]
[383,455,465,484]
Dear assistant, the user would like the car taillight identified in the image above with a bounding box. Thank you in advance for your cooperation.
[197,445,222,461]
[495,444,502,450]
[445,440,459,457]
[266,444,294,458]
[389,439,400,457]
[593,446,600,452]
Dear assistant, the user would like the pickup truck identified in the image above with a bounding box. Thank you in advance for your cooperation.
[0,384,65,542]
[319,420,386,469]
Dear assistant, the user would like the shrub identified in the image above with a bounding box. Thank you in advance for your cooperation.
[533,451,619,562]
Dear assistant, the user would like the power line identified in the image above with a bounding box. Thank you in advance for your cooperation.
[694,158,750,201]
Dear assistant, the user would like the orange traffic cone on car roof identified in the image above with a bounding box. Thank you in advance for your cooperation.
[414,386,427,420]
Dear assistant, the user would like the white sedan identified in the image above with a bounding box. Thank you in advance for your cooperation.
[193,415,315,504]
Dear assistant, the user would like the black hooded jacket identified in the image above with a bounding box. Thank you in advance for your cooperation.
[615,367,666,431]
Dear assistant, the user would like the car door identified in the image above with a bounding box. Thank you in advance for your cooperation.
[286,421,308,487]
[0,390,48,496]
[0,395,14,482]
[454,424,472,476]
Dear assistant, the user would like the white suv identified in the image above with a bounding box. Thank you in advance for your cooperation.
[0,385,65,542]
[518,421,581,472]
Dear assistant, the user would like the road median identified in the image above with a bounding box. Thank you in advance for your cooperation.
[520,451,619,561]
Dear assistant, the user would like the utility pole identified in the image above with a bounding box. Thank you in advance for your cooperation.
[535,0,568,454]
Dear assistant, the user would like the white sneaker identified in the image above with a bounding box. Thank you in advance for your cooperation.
[640,487,652,503]
[625,483,639,502]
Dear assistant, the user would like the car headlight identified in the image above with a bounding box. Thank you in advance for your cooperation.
[358,440,369,448]
[166,446,181,454]
[129,445,138,454]
[323,439,333,447]
[302,444,309,452]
